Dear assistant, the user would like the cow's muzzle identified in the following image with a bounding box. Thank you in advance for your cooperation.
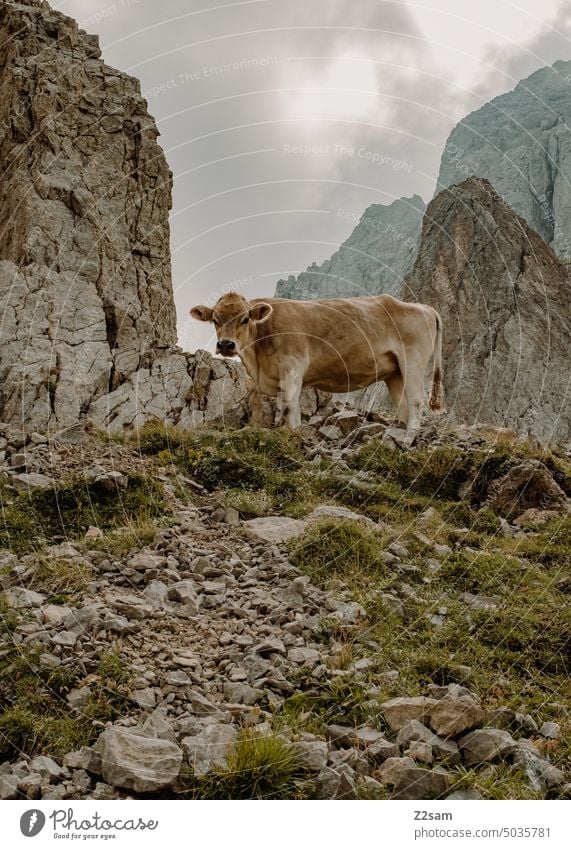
[216,339,236,355]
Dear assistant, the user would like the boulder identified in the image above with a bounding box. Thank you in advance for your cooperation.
[243,516,308,544]
[486,461,569,517]
[95,727,182,792]
[458,729,516,766]
[379,697,438,731]
[429,695,485,738]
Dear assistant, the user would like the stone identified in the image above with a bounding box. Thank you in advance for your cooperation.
[380,697,438,731]
[396,720,439,749]
[383,427,417,449]
[28,756,62,783]
[63,747,102,774]
[315,765,357,800]
[287,647,321,666]
[539,721,560,740]
[41,604,72,625]
[392,766,449,800]
[128,553,166,571]
[458,729,516,766]
[318,425,343,441]
[11,473,55,492]
[405,740,434,764]
[18,773,42,799]
[51,631,78,647]
[429,695,485,738]
[377,756,416,784]
[0,774,19,800]
[306,505,376,526]
[253,637,286,656]
[223,682,262,705]
[326,598,366,624]
[243,516,308,544]
[447,789,483,800]
[96,728,182,792]
[366,739,400,763]
[292,740,329,772]
[187,690,225,718]
[4,587,46,608]
[130,688,156,710]
[182,724,238,776]
[512,744,566,793]
[350,727,386,747]
[326,410,360,435]
[140,707,177,743]
[486,461,568,517]
[67,686,92,710]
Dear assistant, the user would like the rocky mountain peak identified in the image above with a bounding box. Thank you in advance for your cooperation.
[437,59,571,258]
[406,176,571,446]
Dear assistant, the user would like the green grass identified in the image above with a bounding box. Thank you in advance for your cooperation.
[85,520,159,558]
[0,646,132,759]
[0,473,169,554]
[133,424,320,515]
[197,731,309,799]
[28,556,93,601]
[288,518,390,587]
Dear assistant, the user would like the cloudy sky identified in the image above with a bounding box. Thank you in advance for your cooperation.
[53,0,571,353]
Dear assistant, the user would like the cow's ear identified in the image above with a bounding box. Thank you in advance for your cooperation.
[250,302,273,324]
[190,305,213,322]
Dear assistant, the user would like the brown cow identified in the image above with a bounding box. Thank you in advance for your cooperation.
[191,292,445,429]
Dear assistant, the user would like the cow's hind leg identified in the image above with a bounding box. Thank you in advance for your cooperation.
[400,357,425,431]
[275,366,303,429]
[385,373,408,427]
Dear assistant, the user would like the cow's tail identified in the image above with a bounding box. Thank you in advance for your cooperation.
[428,310,446,412]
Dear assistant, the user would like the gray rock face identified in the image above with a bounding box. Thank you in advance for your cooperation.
[0,0,176,431]
[406,177,571,446]
[437,60,571,258]
[0,2,330,435]
[276,195,425,300]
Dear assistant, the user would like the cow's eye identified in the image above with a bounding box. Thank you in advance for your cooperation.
[241,317,249,325]
[213,319,219,327]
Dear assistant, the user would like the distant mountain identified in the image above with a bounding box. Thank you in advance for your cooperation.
[275,195,425,299]
[437,60,571,258]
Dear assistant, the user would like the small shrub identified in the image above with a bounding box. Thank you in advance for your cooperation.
[202,731,308,800]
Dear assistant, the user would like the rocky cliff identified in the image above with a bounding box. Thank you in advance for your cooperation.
[437,60,571,258]
[275,195,425,300]
[0,0,179,429]
[0,0,329,433]
[406,177,571,446]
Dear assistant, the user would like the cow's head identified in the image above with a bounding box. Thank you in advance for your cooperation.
[190,292,273,357]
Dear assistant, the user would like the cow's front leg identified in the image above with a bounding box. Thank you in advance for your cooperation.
[275,367,303,428]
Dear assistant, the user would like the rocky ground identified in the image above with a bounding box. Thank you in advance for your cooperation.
[0,405,569,800]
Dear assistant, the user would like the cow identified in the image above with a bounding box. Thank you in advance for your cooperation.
[190,292,445,430]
